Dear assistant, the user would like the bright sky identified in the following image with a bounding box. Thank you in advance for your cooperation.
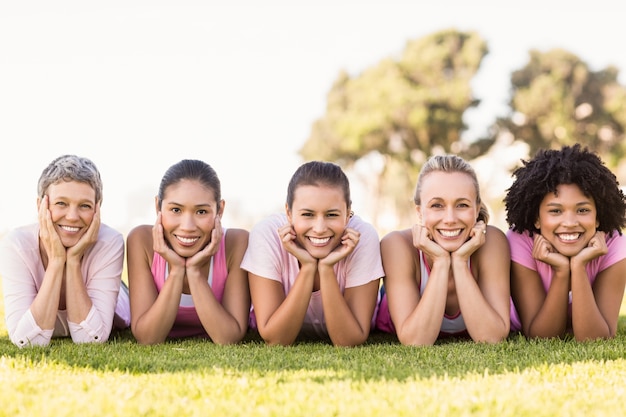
[1,1,624,236]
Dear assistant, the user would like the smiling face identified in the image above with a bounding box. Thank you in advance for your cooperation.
[43,180,97,248]
[535,183,598,257]
[417,171,479,253]
[158,179,222,258]
[286,184,350,259]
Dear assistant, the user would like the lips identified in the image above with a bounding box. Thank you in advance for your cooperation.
[556,233,582,242]
[58,225,81,233]
[438,229,463,238]
[175,235,200,246]
[308,236,331,246]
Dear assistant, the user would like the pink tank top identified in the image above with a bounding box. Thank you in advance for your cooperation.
[151,230,229,339]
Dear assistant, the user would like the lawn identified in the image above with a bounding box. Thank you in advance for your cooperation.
[2,290,626,416]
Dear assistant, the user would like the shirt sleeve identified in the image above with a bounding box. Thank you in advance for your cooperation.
[67,225,124,344]
[599,233,626,270]
[240,214,285,282]
[344,216,385,288]
[0,228,56,347]
[507,229,537,271]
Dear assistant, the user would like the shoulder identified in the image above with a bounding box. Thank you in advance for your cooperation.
[98,223,123,240]
[381,228,411,244]
[251,213,286,231]
[380,228,413,253]
[506,228,532,246]
[225,228,249,249]
[127,224,153,242]
[348,215,380,237]
[476,225,510,263]
[2,223,38,245]
[485,225,508,244]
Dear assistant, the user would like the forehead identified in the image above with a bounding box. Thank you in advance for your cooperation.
[541,183,594,204]
[164,179,216,201]
[292,184,346,207]
[421,171,476,198]
[47,180,96,201]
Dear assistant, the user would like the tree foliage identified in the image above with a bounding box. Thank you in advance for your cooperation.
[300,29,490,230]
[494,48,626,168]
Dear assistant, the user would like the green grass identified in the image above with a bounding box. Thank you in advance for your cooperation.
[2,292,626,416]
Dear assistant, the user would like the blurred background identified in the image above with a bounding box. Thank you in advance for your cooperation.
[1,1,625,238]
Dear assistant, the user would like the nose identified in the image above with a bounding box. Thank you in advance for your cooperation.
[65,205,80,220]
[443,206,456,223]
[562,211,580,226]
[179,213,196,231]
[312,215,327,233]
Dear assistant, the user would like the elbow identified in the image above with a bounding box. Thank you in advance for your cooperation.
[397,331,436,347]
[211,330,247,346]
[260,331,296,347]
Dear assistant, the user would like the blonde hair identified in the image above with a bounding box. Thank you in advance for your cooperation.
[413,154,489,223]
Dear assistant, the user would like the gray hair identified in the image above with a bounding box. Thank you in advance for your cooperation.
[37,155,103,203]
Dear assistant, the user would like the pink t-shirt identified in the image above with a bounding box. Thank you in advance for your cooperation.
[150,229,228,339]
[241,213,384,339]
[508,229,626,332]
[0,223,125,347]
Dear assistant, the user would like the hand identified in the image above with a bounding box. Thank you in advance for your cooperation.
[278,223,317,265]
[411,223,449,262]
[37,195,67,262]
[572,231,608,265]
[186,215,223,269]
[532,233,569,271]
[152,212,185,269]
[319,227,360,266]
[452,221,487,261]
[67,202,101,261]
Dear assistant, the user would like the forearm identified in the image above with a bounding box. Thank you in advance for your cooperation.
[396,262,449,346]
[259,265,316,346]
[318,266,369,347]
[188,277,247,345]
[526,270,570,338]
[570,262,611,340]
[452,260,508,343]
[28,259,65,331]
[64,258,94,325]
[132,271,185,345]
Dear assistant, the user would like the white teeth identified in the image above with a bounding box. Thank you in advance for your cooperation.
[439,229,462,237]
[59,226,80,232]
[177,236,199,244]
[309,237,331,244]
[558,233,581,241]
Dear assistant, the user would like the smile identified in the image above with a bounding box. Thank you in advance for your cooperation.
[59,225,80,233]
[308,236,331,245]
[438,229,462,238]
[556,233,582,242]
[176,235,200,245]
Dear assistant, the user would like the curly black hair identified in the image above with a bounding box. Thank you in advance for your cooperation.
[504,144,626,236]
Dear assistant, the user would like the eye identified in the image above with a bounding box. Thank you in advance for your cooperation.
[171,207,181,214]
[80,203,93,210]
[301,212,314,217]
[457,203,470,208]
[196,209,208,215]
[430,203,443,209]
[55,201,67,207]
[578,207,591,214]
[326,213,339,217]
[548,209,561,214]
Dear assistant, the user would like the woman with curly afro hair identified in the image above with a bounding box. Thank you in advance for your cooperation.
[505,144,626,341]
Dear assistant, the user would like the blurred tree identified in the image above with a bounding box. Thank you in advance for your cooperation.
[300,29,492,231]
[493,48,626,169]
